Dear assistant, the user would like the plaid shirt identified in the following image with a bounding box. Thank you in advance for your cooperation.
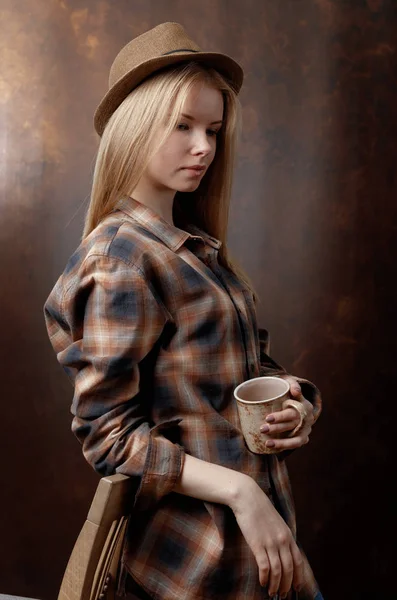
[44,197,320,599]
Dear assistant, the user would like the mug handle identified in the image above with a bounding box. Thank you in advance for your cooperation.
[282,399,308,437]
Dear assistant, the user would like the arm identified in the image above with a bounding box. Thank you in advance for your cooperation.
[45,263,302,597]
[174,453,304,597]
[257,329,322,455]
[258,328,287,377]
[44,255,184,511]
[258,328,322,418]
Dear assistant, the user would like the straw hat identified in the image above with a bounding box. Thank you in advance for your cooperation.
[94,22,244,136]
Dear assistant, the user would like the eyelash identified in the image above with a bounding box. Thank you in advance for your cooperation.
[177,123,219,137]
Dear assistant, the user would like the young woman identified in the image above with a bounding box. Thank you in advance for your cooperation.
[44,22,323,600]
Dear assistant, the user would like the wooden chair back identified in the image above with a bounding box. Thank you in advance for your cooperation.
[58,473,133,600]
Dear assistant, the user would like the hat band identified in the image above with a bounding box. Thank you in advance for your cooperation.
[162,48,199,56]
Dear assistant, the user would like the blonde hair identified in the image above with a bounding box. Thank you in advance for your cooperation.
[85,61,258,300]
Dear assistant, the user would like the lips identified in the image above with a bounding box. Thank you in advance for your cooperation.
[182,166,206,172]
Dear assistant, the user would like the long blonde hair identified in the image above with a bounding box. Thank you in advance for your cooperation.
[85,61,258,300]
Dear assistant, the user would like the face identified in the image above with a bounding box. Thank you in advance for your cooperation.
[141,82,224,199]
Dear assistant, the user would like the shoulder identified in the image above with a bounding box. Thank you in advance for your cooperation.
[45,212,171,310]
[68,212,166,272]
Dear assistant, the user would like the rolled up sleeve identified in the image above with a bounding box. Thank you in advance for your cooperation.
[258,329,321,418]
[44,254,184,511]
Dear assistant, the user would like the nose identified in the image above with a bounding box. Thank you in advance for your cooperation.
[190,130,213,156]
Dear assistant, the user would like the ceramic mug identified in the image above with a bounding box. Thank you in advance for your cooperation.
[234,376,307,455]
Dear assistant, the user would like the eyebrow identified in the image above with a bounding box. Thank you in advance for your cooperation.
[181,113,223,125]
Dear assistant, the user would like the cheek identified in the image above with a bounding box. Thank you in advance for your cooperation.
[161,142,183,165]
[150,151,173,175]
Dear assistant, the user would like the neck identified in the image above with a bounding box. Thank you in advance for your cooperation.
[131,181,176,226]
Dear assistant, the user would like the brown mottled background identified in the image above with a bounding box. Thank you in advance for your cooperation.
[0,1,395,598]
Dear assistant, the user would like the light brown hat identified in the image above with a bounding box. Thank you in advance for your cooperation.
[93,22,244,136]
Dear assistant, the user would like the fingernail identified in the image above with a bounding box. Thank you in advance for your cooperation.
[260,425,270,433]
[266,415,275,423]
[266,440,275,448]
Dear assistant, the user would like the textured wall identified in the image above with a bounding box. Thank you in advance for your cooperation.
[0,1,395,598]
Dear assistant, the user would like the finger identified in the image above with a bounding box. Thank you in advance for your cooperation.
[279,376,302,398]
[301,398,313,411]
[261,420,300,436]
[265,408,300,424]
[265,430,311,451]
[289,385,303,399]
[290,542,305,592]
[278,545,294,598]
[301,398,315,417]
[267,550,282,597]
[266,435,310,451]
[256,550,270,587]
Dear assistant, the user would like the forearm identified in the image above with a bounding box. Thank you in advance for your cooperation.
[174,453,253,509]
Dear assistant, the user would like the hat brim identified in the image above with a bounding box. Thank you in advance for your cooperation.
[93,51,244,136]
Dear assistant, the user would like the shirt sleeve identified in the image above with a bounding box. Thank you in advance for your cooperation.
[44,255,184,511]
[257,328,322,461]
[258,327,287,376]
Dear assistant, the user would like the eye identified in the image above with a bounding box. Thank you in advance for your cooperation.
[177,123,189,131]
[177,123,219,137]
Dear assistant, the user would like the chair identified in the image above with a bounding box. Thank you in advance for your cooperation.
[58,474,134,600]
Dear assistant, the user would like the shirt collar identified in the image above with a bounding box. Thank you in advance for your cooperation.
[116,197,222,252]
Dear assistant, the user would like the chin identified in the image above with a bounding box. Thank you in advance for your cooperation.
[177,182,201,192]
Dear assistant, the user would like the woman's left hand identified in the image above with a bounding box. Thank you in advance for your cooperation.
[259,375,318,452]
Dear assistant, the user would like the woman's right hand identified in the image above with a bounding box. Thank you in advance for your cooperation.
[173,454,305,597]
[230,475,304,598]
